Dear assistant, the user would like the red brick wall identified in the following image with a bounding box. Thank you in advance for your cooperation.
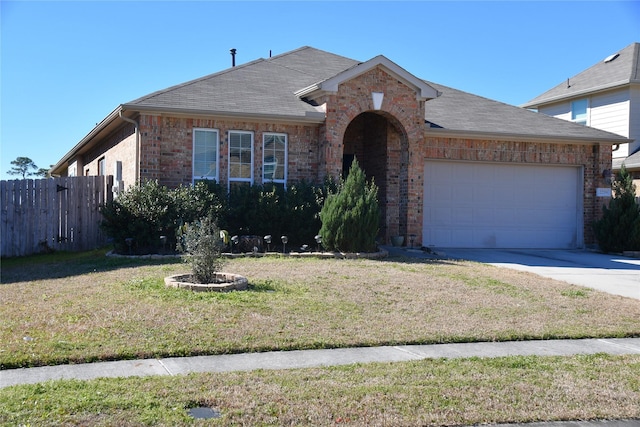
[137,115,321,188]
[320,67,426,240]
[82,122,136,185]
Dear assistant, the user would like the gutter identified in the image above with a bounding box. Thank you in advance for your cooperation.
[424,127,630,145]
[119,111,140,184]
[50,106,124,176]
[121,104,327,124]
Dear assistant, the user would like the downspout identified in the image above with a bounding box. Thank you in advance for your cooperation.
[119,110,140,184]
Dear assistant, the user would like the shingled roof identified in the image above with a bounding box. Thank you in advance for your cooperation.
[614,148,640,171]
[522,42,640,108]
[424,81,627,142]
[122,45,625,143]
[123,46,359,121]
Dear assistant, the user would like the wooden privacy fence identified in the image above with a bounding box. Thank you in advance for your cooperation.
[1,175,114,257]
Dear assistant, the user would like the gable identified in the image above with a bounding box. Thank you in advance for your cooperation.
[295,55,440,102]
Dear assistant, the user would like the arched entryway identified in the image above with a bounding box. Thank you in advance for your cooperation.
[342,111,409,243]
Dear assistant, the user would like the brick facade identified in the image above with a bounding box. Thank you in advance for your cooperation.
[77,123,136,185]
[83,66,611,248]
[137,116,321,188]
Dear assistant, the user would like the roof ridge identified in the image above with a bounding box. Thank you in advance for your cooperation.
[266,46,359,79]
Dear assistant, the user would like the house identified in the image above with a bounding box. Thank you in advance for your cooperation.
[50,46,628,249]
[522,42,640,195]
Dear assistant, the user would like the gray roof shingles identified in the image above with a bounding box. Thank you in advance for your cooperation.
[124,46,626,142]
[614,147,640,170]
[424,81,626,141]
[125,46,359,118]
[522,42,640,108]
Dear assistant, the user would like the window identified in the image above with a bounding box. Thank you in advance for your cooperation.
[263,133,287,186]
[193,128,219,182]
[571,99,588,125]
[98,157,106,176]
[228,131,253,187]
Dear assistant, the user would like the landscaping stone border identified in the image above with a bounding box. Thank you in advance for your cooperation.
[164,273,249,292]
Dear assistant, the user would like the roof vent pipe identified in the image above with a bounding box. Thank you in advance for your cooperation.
[230,48,237,67]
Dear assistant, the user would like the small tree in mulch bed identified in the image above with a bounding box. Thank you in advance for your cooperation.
[177,216,225,284]
[319,159,380,253]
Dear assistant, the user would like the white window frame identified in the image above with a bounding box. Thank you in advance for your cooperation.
[192,128,220,183]
[262,133,288,187]
[571,99,589,125]
[228,130,254,188]
[98,157,106,176]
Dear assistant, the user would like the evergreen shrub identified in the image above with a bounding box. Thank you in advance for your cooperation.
[319,159,380,252]
[593,165,640,252]
[101,179,333,254]
[100,180,224,254]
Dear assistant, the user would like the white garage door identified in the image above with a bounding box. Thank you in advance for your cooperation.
[423,161,582,249]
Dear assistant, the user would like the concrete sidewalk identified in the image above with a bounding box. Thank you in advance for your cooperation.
[3,338,640,389]
[3,339,640,426]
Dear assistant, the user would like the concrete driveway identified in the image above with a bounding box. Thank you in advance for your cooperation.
[435,249,640,300]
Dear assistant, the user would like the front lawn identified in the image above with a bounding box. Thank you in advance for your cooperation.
[2,354,639,426]
[1,249,639,369]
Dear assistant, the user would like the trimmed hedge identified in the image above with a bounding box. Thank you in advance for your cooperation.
[100,179,336,255]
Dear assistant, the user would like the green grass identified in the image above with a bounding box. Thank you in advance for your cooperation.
[2,249,640,425]
[2,251,640,369]
[1,354,639,426]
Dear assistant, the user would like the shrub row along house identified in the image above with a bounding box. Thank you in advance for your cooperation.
[50,46,628,249]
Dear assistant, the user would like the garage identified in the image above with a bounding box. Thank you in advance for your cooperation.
[422,161,583,249]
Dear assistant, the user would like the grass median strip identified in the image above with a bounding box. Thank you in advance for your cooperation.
[2,250,639,369]
[1,354,639,426]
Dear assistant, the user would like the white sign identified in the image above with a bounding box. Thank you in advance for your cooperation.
[596,188,612,198]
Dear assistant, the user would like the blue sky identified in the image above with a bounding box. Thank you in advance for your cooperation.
[1,1,639,180]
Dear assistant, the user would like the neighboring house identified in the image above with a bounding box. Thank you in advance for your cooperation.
[522,42,640,195]
[51,46,628,249]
